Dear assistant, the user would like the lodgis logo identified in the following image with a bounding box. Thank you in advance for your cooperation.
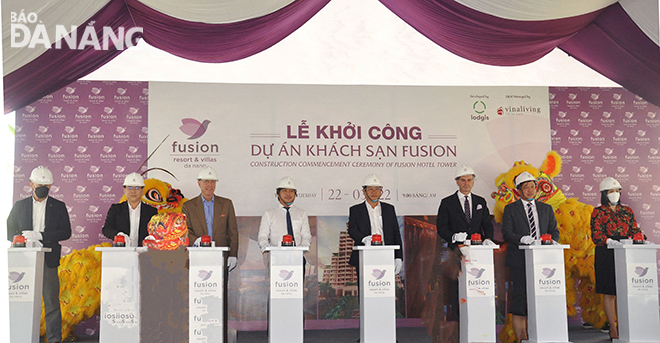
[473,101,486,114]
[10,12,142,50]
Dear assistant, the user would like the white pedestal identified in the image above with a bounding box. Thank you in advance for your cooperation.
[188,247,230,343]
[519,244,571,343]
[8,247,51,343]
[354,245,400,343]
[265,246,308,343]
[459,244,499,343]
[610,243,660,343]
[96,247,146,343]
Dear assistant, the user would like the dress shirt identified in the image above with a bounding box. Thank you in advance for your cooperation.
[202,196,214,237]
[128,202,141,247]
[32,196,47,232]
[258,205,312,250]
[364,201,384,237]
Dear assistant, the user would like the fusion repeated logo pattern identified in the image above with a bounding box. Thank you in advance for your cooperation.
[550,87,660,242]
[13,80,149,253]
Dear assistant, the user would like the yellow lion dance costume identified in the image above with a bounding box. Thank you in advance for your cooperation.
[494,151,606,343]
[44,178,187,341]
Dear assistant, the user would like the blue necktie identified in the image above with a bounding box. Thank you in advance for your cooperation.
[285,207,296,245]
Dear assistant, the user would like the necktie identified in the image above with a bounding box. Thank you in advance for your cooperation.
[464,195,471,223]
[527,202,537,239]
[285,207,296,245]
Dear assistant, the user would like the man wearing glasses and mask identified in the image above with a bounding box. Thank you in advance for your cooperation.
[102,172,158,247]
[348,173,403,277]
[7,166,71,343]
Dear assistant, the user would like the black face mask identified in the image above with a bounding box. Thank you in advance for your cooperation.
[34,185,50,198]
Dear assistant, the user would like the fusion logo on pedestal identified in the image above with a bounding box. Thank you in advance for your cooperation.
[276,270,297,288]
[538,268,561,286]
[194,270,218,288]
[8,271,29,292]
[368,269,391,287]
[467,267,489,286]
[631,266,654,285]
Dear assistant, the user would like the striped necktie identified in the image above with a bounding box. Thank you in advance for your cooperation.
[527,202,537,239]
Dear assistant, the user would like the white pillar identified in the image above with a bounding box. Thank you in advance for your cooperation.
[8,247,51,343]
[610,242,660,343]
[266,246,308,343]
[354,245,399,343]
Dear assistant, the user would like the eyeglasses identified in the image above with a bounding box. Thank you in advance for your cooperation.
[124,186,144,190]
[366,187,383,192]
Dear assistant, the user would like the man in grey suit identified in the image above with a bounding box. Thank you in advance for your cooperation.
[502,171,559,341]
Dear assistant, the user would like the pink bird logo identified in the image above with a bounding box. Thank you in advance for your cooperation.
[372,269,386,280]
[635,267,649,277]
[542,268,556,278]
[467,268,485,279]
[180,118,211,139]
[198,270,213,281]
[8,272,25,283]
[279,270,294,281]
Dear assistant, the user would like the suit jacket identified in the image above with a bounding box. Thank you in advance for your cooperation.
[502,199,559,268]
[183,195,239,257]
[7,196,72,268]
[347,201,403,267]
[436,191,494,249]
[101,201,158,247]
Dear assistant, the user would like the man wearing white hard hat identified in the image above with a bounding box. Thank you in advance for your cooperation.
[7,166,71,343]
[436,164,495,320]
[183,166,239,272]
[348,173,403,276]
[258,176,312,254]
[102,172,158,247]
[501,171,559,341]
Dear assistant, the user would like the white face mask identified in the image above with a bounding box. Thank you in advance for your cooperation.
[607,192,620,205]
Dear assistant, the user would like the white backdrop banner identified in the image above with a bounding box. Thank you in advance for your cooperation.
[148,83,551,216]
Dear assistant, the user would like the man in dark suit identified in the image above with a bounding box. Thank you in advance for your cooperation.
[102,172,158,246]
[437,164,495,248]
[348,173,403,276]
[502,171,559,341]
[436,164,495,320]
[7,166,71,343]
[183,166,239,271]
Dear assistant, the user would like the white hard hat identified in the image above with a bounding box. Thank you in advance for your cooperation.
[514,171,536,188]
[197,166,218,181]
[362,173,382,187]
[29,166,54,185]
[455,164,475,179]
[123,172,145,187]
[276,176,296,190]
[599,177,622,192]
